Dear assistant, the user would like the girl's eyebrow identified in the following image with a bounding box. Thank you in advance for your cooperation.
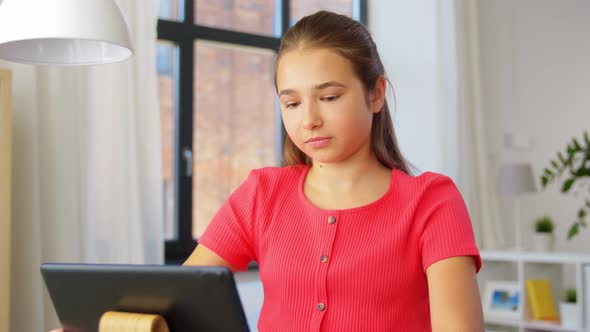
[279,81,347,96]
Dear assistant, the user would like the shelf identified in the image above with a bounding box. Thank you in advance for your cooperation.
[481,250,590,264]
[481,250,589,332]
[485,317,578,332]
[485,317,521,327]
[523,320,577,332]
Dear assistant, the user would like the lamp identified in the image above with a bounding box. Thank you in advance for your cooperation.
[0,0,133,65]
[497,163,537,251]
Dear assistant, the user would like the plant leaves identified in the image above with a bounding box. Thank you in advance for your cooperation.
[573,138,582,151]
[562,178,575,193]
[541,175,549,187]
[566,154,575,167]
[542,131,590,240]
[567,223,580,240]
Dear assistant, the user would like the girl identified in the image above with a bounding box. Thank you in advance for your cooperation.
[53,10,484,332]
[186,10,484,332]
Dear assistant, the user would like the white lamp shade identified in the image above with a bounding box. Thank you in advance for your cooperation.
[0,0,133,65]
[497,163,537,195]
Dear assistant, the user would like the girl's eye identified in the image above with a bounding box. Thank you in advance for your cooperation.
[285,102,300,109]
[322,95,340,102]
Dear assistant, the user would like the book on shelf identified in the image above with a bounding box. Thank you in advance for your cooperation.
[525,279,559,321]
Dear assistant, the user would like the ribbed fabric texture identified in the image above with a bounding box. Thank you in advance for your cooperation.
[198,165,482,332]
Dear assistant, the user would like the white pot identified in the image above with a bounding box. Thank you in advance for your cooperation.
[533,233,554,252]
[559,302,579,328]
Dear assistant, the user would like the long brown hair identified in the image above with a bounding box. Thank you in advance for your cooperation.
[275,11,413,175]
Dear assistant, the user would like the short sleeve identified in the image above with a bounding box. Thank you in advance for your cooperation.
[417,174,482,273]
[197,170,259,272]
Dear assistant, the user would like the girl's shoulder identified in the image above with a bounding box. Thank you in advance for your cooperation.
[393,168,450,185]
[392,168,460,199]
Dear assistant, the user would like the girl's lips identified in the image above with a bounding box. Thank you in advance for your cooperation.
[306,137,332,148]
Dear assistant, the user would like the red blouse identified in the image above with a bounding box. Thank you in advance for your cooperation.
[198,165,482,332]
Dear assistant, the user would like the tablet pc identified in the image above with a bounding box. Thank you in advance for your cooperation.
[40,263,250,332]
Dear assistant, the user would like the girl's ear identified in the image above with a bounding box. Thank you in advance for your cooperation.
[370,76,386,114]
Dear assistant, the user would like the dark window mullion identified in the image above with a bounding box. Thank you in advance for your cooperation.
[185,0,194,23]
[358,0,368,26]
[166,0,197,264]
[176,35,194,245]
[280,0,290,36]
[192,26,280,51]
[164,35,196,260]
[157,21,186,42]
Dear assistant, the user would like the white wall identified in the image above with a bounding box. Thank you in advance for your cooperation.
[368,0,445,175]
[368,0,462,181]
[370,0,590,253]
[477,0,590,253]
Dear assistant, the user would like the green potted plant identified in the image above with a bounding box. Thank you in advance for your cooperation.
[532,215,554,252]
[540,130,590,240]
[559,288,579,328]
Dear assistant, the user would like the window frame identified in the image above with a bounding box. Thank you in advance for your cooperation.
[158,0,367,265]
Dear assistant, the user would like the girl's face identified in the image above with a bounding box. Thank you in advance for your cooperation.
[276,48,384,165]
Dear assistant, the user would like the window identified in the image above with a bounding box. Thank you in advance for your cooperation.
[156,41,179,240]
[158,0,366,264]
[192,41,278,238]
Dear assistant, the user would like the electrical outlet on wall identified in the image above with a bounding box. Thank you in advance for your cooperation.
[504,132,532,151]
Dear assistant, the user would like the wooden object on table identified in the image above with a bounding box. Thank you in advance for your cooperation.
[0,68,12,332]
[99,311,170,332]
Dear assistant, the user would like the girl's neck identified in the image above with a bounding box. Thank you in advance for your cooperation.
[307,150,390,193]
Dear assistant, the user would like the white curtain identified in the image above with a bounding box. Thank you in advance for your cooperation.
[443,0,506,250]
[6,0,163,330]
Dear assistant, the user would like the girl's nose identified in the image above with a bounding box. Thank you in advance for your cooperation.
[301,102,323,130]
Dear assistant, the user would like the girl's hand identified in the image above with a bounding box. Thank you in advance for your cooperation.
[50,329,63,332]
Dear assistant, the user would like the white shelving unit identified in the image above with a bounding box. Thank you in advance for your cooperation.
[480,250,590,332]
